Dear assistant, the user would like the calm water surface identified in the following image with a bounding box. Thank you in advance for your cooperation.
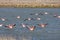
[0,8,60,40]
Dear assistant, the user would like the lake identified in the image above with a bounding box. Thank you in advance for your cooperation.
[0,8,60,40]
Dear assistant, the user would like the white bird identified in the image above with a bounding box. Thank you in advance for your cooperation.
[28,18,31,21]
[0,24,3,27]
[17,16,21,19]
[37,17,41,20]
[21,23,26,28]
[57,16,60,18]
[1,18,6,21]
[44,12,48,14]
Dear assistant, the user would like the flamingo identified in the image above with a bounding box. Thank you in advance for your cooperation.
[5,24,16,29]
[17,16,21,19]
[21,23,26,28]
[27,25,36,31]
[37,23,48,28]
[24,18,34,21]
[0,24,3,27]
[37,17,41,20]
[0,18,6,21]
[57,16,60,18]
[53,14,57,17]
[44,12,48,14]
[53,15,60,18]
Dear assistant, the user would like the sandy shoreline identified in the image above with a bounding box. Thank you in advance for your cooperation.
[0,4,60,8]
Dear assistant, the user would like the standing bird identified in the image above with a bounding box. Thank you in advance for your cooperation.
[5,24,16,29]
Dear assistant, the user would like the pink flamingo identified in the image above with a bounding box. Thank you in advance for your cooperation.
[37,23,48,28]
[5,24,16,29]
[27,25,36,31]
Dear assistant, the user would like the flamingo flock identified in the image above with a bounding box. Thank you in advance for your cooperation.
[0,12,60,31]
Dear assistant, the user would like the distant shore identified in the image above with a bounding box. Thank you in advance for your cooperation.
[0,4,60,8]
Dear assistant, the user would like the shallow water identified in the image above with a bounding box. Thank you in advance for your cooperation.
[0,8,60,40]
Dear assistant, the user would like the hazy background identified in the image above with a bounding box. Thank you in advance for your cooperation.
[0,0,60,5]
